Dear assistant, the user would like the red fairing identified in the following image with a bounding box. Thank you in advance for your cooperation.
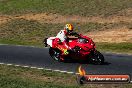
[52,33,96,60]
[52,38,59,48]
[69,35,95,56]
[52,38,68,51]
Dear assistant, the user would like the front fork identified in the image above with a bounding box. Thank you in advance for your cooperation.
[87,49,96,58]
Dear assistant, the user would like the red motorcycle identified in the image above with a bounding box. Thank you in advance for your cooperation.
[44,33,104,65]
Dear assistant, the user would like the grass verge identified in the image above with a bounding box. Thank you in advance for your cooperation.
[0,64,78,88]
[0,64,132,88]
[0,0,132,17]
[96,42,132,54]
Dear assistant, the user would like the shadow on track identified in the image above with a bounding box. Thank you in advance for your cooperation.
[62,59,111,65]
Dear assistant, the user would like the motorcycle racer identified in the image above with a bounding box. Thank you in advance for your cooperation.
[44,24,104,64]
[47,24,78,55]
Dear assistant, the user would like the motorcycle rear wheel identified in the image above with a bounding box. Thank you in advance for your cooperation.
[49,47,62,62]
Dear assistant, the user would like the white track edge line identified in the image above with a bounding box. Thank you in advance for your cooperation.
[45,69,52,71]
[23,66,29,68]
[0,63,4,65]
[54,70,60,72]
[30,67,37,69]
[14,65,20,67]
[0,62,75,74]
[7,64,13,66]
[37,68,44,70]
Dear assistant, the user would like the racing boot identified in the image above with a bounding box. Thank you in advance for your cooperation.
[44,38,48,47]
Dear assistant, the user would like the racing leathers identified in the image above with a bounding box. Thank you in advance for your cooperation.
[47,30,79,55]
[55,30,71,55]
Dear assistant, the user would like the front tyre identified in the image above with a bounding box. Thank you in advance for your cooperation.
[49,47,62,62]
[91,51,104,65]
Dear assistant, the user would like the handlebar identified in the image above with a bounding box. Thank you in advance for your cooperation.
[70,32,82,38]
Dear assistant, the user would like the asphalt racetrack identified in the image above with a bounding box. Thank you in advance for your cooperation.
[0,45,132,78]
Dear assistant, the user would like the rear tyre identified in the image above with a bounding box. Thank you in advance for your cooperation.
[91,51,104,65]
[49,47,63,62]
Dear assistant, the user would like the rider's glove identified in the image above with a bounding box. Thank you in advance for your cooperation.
[70,32,81,37]
[63,49,69,55]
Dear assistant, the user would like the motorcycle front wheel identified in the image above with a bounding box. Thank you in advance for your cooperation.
[91,51,104,65]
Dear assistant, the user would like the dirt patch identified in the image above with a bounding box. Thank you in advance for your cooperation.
[87,28,132,43]
[0,12,132,43]
[0,12,132,25]
[0,15,12,24]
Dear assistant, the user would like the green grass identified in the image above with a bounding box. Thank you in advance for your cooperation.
[0,64,132,88]
[96,42,132,54]
[0,0,132,16]
[0,65,78,88]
